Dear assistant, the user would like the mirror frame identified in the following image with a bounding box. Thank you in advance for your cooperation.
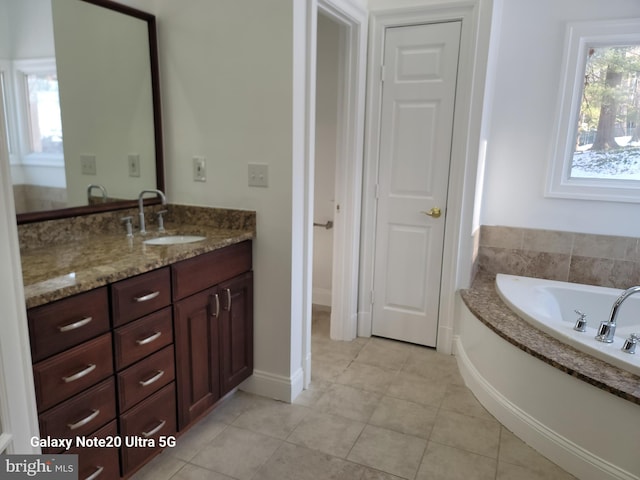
[17,0,164,224]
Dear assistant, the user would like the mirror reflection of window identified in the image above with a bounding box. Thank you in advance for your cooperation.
[0,72,11,154]
[571,44,640,180]
[24,71,63,155]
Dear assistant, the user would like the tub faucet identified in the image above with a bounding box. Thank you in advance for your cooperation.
[87,184,108,203]
[596,285,640,343]
[138,189,167,235]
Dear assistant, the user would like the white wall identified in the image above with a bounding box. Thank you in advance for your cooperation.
[123,0,301,399]
[312,14,339,307]
[481,0,640,237]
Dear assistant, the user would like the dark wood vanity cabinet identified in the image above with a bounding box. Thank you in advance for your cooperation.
[173,240,253,431]
[26,240,253,477]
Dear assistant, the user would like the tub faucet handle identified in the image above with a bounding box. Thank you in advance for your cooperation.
[573,310,587,332]
[621,333,638,354]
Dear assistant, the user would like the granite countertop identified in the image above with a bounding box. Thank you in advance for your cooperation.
[20,205,255,309]
[460,271,640,406]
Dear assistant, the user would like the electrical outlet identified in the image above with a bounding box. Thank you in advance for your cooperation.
[248,163,269,187]
[80,154,97,175]
[128,154,140,177]
[193,156,206,182]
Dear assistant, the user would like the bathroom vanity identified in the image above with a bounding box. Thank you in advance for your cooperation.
[20,206,255,478]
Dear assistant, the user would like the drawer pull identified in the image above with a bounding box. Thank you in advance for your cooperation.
[134,291,160,303]
[57,316,93,332]
[210,293,220,318]
[141,420,166,438]
[62,364,96,383]
[225,288,232,311]
[84,466,104,480]
[67,409,100,431]
[139,370,165,387]
[135,331,162,346]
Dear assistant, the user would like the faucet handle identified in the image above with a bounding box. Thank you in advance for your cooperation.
[121,216,134,238]
[573,310,587,332]
[156,210,168,233]
[621,333,638,354]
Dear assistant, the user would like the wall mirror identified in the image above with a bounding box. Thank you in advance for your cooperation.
[0,0,164,224]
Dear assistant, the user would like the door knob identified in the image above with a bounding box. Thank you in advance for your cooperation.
[421,207,442,219]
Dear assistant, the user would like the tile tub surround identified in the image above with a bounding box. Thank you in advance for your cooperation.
[460,271,640,406]
[476,225,640,289]
[18,205,256,308]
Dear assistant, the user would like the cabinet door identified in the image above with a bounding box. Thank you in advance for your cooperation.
[219,272,253,396]
[174,288,220,431]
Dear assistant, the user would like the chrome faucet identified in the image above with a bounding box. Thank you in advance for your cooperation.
[87,184,108,203]
[595,285,640,343]
[138,189,167,235]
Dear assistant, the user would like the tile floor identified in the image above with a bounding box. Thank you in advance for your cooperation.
[132,306,576,480]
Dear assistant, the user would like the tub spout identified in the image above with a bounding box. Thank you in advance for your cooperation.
[596,285,640,343]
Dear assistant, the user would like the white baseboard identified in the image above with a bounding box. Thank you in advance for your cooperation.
[312,287,331,306]
[240,368,305,403]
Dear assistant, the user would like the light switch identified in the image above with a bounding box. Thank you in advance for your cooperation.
[80,154,97,175]
[193,156,206,182]
[128,154,140,177]
[248,163,268,187]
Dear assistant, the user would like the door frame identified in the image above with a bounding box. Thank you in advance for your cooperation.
[300,0,368,388]
[360,2,488,353]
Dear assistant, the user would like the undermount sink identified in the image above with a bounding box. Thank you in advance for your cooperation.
[143,235,206,245]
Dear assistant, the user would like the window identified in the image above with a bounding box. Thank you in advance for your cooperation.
[12,58,64,165]
[547,19,640,202]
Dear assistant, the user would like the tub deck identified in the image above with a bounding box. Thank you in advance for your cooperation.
[460,271,640,406]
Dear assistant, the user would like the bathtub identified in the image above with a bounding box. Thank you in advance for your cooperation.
[495,274,640,377]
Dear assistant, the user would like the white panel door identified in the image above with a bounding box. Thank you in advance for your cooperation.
[372,21,461,347]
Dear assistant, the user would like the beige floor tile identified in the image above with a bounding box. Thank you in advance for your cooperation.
[386,370,448,407]
[313,336,367,364]
[347,424,427,479]
[430,409,501,459]
[497,461,577,479]
[368,395,438,439]
[401,349,463,385]
[440,383,494,421]
[415,442,497,480]
[315,383,382,423]
[171,463,235,480]
[311,357,352,383]
[354,338,411,371]
[206,390,274,425]
[498,428,576,479]
[257,442,365,480]
[167,419,227,461]
[231,399,308,439]
[360,468,405,480]
[130,450,185,479]
[287,410,365,458]
[189,426,282,480]
[335,361,397,394]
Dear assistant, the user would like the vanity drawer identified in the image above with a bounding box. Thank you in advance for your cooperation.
[117,345,175,412]
[33,333,113,412]
[120,382,176,476]
[39,377,116,453]
[172,241,252,300]
[112,267,171,327]
[68,420,120,480]
[114,306,173,370]
[28,287,110,362]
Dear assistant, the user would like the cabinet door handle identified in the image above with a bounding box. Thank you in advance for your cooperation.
[136,331,162,346]
[225,288,232,311]
[134,291,160,303]
[62,364,96,383]
[57,316,93,332]
[210,293,220,318]
[84,466,104,480]
[139,370,164,387]
[67,409,100,431]
[141,419,166,438]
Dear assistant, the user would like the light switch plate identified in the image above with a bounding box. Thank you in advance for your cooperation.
[193,156,206,182]
[248,163,268,187]
[80,154,97,175]
[128,154,140,177]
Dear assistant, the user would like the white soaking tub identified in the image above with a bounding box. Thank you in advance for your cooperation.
[495,274,640,377]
